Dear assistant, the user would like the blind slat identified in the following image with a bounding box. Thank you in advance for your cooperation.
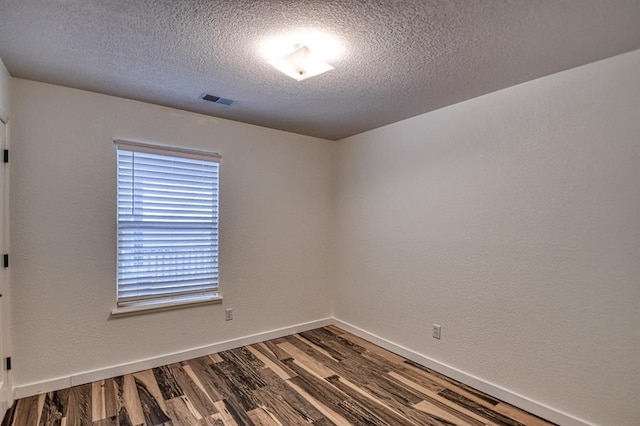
[118,269,219,284]
[118,288,219,303]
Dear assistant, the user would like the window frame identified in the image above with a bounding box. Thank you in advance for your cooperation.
[112,139,222,317]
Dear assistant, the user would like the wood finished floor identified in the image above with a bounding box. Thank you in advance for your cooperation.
[2,326,555,426]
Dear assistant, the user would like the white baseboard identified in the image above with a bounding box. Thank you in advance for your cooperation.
[11,316,597,426]
[333,318,596,426]
[13,317,333,399]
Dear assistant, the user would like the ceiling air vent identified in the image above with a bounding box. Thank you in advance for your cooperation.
[200,93,236,106]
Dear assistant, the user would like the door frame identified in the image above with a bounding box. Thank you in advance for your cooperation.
[0,111,12,416]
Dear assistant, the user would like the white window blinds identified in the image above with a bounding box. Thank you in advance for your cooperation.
[115,140,220,307]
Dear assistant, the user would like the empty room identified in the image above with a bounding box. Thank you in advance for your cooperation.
[0,1,638,425]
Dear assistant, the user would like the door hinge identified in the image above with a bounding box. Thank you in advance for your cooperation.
[3,149,7,163]
[5,357,11,371]
[2,254,7,268]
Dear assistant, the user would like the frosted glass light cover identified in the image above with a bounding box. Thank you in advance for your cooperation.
[269,45,334,81]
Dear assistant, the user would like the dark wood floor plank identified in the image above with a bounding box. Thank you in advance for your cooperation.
[300,328,366,361]
[253,367,326,424]
[1,397,17,426]
[336,398,392,426]
[285,333,398,389]
[439,388,525,426]
[252,390,316,426]
[393,365,446,393]
[152,365,184,401]
[210,400,243,426]
[332,354,397,388]
[38,390,66,426]
[164,396,202,425]
[172,366,246,425]
[209,362,260,414]
[248,343,297,380]
[102,378,118,420]
[373,375,424,406]
[219,398,256,426]
[185,356,226,403]
[245,407,282,426]
[283,378,350,425]
[321,357,462,426]
[324,325,346,335]
[67,384,92,426]
[200,359,258,425]
[290,334,337,363]
[133,374,172,425]
[277,341,338,379]
[266,337,289,346]
[92,417,118,426]
[113,375,138,426]
[217,349,267,388]
[209,353,224,364]
[208,347,269,416]
[201,414,226,425]
[360,372,461,426]
[312,418,337,426]
[297,331,348,362]
[321,329,368,357]
[389,371,491,426]
[169,363,219,417]
[414,400,480,426]
[217,347,269,400]
[325,375,416,426]
[404,359,501,406]
[284,358,388,426]
[354,381,450,426]
[336,331,407,366]
[91,380,107,422]
[262,339,295,361]
[107,376,133,426]
[493,402,558,426]
[397,360,531,426]
[495,402,558,426]
[395,362,515,423]
[12,396,40,426]
[5,327,556,426]
[219,347,267,375]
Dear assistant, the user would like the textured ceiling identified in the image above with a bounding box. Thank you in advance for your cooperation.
[0,1,639,140]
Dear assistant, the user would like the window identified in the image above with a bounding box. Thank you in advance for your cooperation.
[114,140,221,315]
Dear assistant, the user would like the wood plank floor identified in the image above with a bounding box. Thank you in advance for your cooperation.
[2,326,556,425]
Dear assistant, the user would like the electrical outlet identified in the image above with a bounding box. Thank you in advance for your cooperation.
[432,324,441,340]
[225,308,233,321]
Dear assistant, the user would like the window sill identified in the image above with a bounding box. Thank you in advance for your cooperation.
[111,294,223,318]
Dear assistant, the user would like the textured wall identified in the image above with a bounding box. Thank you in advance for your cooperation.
[334,50,640,426]
[8,49,640,425]
[10,80,334,387]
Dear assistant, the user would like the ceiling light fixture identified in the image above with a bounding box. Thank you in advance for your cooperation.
[269,44,334,81]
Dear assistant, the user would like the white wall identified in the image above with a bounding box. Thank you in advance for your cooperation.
[334,50,640,426]
[8,50,640,425]
[0,58,10,117]
[10,79,335,388]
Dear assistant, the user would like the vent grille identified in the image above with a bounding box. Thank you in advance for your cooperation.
[201,93,236,106]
